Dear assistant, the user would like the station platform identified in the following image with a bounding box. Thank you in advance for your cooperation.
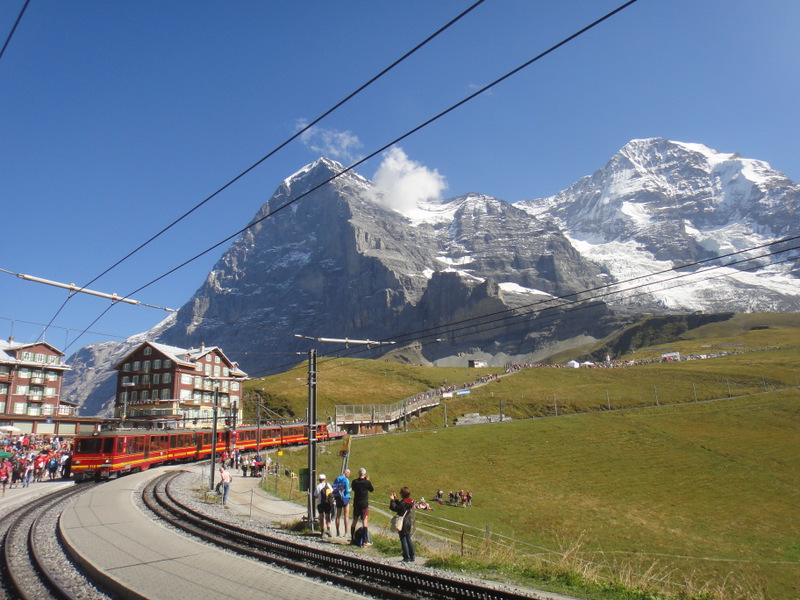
[59,465,373,600]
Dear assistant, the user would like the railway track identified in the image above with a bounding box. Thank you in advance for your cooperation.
[143,471,543,600]
[1,484,110,600]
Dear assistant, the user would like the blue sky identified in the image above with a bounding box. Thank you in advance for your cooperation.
[1,1,799,356]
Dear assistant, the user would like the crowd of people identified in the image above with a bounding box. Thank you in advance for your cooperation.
[431,489,472,507]
[0,433,72,495]
[311,467,423,563]
[219,448,275,477]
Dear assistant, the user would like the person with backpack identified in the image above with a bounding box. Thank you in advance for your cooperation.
[314,474,333,537]
[332,468,351,537]
[389,486,416,562]
[350,467,374,546]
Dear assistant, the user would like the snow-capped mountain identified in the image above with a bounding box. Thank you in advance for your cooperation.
[65,139,800,415]
[516,138,800,312]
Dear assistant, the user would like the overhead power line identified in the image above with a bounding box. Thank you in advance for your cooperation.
[0,0,30,62]
[0,316,126,342]
[264,237,800,378]
[119,0,642,303]
[41,0,487,345]
[67,0,643,352]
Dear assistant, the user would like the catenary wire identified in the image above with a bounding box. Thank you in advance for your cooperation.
[278,241,800,375]
[380,235,800,344]
[109,0,642,305]
[60,0,641,351]
[237,238,800,377]
[0,0,30,62]
[38,0,487,343]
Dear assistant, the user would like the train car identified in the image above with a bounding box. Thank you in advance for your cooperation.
[72,421,330,482]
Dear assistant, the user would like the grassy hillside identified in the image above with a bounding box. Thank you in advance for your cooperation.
[274,391,800,599]
[244,313,800,424]
[244,314,800,598]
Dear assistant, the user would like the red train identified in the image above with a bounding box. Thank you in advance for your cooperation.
[71,422,329,482]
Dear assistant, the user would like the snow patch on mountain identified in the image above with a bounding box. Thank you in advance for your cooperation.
[499,282,554,297]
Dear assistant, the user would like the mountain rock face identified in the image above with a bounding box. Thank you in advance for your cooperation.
[64,139,800,415]
[516,138,800,313]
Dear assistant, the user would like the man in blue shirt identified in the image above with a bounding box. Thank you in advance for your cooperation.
[332,468,351,538]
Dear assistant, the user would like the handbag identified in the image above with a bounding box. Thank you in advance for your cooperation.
[391,512,404,532]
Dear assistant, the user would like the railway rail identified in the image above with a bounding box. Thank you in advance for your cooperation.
[143,471,543,600]
[1,484,110,600]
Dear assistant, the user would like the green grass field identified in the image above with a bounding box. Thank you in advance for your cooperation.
[248,314,800,598]
[272,391,800,599]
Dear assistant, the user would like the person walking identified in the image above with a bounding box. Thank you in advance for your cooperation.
[390,487,416,562]
[219,466,232,507]
[0,459,9,496]
[350,467,374,546]
[332,468,351,537]
[314,474,333,537]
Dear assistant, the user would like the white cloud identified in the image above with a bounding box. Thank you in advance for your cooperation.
[296,118,363,162]
[368,147,447,215]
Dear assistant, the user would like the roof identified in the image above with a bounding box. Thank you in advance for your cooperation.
[114,341,247,377]
[0,339,70,369]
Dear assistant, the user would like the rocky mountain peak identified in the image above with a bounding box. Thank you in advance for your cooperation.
[64,139,800,416]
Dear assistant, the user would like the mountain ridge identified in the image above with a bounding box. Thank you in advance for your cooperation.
[62,138,800,416]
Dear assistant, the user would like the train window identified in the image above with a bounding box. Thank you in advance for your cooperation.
[74,438,102,454]
[103,437,115,453]
[170,435,178,449]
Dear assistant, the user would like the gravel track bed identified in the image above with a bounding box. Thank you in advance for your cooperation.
[2,486,111,600]
[137,468,550,600]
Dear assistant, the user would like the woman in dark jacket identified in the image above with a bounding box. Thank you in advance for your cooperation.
[389,486,415,562]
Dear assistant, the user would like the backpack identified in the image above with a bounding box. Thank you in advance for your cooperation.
[352,526,365,547]
[319,484,333,510]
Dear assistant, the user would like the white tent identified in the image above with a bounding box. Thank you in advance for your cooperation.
[566,360,580,369]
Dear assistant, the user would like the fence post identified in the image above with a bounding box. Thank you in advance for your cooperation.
[654,386,659,406]
[606,389,610,410]
[554,393,558,416]
[693,383,697,402]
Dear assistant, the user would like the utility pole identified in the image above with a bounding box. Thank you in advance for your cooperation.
[209,382,219,491]
[294,334,395,533]
[255,389,263,452]
[306,349,317,531]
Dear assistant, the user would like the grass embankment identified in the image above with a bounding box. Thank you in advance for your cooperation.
[244,313,800,425]
[268,391,800,600]
[248,315,800,598]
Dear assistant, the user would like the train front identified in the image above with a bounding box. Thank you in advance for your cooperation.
[71,433,115,482]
